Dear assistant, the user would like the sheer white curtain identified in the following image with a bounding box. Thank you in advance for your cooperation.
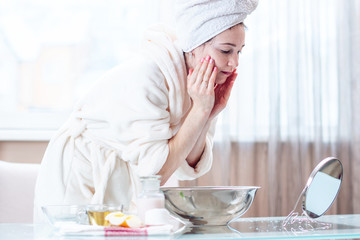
[180,0,360,217]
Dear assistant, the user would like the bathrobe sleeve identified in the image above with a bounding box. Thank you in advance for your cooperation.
[174,119,216,180]
[112,59,213,180]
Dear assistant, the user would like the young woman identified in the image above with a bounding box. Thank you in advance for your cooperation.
[34,0,258,222]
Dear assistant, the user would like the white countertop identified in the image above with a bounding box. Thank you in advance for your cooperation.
[1,214,360,240]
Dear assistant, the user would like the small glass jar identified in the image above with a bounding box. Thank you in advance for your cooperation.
[136,175,165,222]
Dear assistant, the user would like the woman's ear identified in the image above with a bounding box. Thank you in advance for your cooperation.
[191,47,203,63]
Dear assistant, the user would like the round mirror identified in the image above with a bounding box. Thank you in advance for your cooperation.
[302,157,343,218]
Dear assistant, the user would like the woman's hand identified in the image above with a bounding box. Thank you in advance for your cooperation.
[187,56,217,115]
[209,69,237,120]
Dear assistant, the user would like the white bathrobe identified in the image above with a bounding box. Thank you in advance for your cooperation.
[34,25,215,222]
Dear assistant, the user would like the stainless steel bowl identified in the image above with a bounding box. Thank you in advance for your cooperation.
[161,186,260,226]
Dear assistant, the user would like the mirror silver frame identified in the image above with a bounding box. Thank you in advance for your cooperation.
[301,157,343,218]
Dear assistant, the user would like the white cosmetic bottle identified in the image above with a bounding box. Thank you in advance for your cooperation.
[136,175,165,224]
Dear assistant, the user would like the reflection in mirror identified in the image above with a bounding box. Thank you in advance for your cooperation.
[283,157,343,230]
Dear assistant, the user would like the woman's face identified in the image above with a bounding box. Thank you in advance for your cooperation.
[192,24,245,85]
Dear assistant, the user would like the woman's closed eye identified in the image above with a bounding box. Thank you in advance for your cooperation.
[220,49,232,54]
[220,49,242,55]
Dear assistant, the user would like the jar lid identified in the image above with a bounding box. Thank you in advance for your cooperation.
[140,175,161,181]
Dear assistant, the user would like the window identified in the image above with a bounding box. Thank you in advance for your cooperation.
[1,0,353,142]
[0,0,173,140]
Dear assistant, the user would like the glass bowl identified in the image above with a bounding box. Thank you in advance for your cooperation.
[42,204,123,226]
[42,205,87,225]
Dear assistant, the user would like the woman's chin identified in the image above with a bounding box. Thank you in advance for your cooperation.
[215,76,228,85]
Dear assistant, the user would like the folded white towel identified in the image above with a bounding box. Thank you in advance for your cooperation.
[175,0,259,52]
[56,223,175,236]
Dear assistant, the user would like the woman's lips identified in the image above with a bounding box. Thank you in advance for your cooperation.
[221,71,232,76]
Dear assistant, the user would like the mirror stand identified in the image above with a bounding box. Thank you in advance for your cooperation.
[282,188,333,233]
[282,189,332,230]
[282,186,306,226]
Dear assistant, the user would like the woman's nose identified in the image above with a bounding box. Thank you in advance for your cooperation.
[228,54,239,67]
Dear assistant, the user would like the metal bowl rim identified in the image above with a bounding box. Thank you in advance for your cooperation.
[161,186,261,191]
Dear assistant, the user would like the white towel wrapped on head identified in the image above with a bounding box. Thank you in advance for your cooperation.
[175,0,259,52]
